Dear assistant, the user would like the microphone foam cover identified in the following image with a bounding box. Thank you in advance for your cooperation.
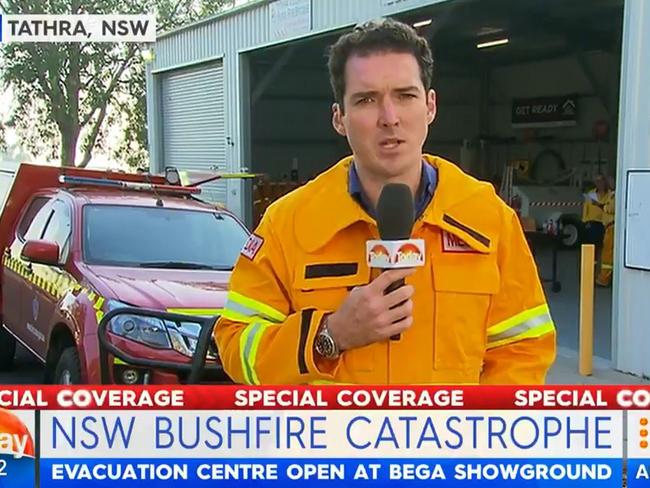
[376,183,415,240]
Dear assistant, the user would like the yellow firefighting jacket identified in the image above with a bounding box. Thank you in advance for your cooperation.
[602,192,615,227]
[583,189,615,225]
[214,155,556,385]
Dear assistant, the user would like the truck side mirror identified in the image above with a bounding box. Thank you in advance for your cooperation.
[21,240,60,266]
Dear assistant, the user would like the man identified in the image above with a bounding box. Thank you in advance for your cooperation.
[214,18,556,385]
[582,174,615,249]
[590,176,616,287]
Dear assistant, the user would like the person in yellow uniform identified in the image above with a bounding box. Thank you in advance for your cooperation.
[582,175,614,246]
[214,18,556,385]
[595,178,616,287]
[582,175,615,285]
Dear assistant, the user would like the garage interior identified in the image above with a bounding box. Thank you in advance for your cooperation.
[244,0,624,360]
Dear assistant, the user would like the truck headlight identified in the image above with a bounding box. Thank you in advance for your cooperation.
[106,301,206,357]
[110,314,172,349]
[167,322,200,357]
[170,322,218,360]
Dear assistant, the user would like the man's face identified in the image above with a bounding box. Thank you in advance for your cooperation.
[332,51,436,179]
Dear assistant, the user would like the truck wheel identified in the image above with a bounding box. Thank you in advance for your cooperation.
[559,215,583,249]
[0,327,16,371]
[53,347,82,384]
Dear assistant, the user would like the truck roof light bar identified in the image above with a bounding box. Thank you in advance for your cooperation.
[59,175,201,194]
[165,168,260,187]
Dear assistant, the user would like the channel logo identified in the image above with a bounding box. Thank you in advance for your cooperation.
[368,244,391,266]
[394,242,424,266]
[0,409,34,459]
[366,239,426,269]
[0,409,35,488]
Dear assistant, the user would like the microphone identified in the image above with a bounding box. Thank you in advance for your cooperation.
[376,183,416,340]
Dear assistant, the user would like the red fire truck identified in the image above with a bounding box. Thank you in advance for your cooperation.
[0,164,250,384]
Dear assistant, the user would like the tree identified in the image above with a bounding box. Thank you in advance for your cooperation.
[0,122,6,155]
[1,0,233,167]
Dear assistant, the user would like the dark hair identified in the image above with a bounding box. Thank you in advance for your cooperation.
[327,18,434,110]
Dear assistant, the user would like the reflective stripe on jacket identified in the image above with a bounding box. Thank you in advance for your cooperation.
[214,155,556,385]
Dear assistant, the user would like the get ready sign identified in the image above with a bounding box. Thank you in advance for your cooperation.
[512,95,577,128]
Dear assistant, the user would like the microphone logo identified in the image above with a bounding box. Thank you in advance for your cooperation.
[368,244,391,266]
[394,242,424,266]
[366,239,426,269]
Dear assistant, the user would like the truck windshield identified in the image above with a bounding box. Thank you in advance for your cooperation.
[83,205,249,269]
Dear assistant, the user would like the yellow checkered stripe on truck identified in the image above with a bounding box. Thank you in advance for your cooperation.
[2,250,105,321]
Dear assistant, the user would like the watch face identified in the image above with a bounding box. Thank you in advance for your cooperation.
[316,333,334,358]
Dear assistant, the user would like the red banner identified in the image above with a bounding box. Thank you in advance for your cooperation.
[0,385,648,410]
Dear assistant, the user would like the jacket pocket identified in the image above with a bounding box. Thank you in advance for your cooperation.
[292,262,374,372]
[432,255,499,372]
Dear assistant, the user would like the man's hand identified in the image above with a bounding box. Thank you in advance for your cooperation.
[327,268,416,351]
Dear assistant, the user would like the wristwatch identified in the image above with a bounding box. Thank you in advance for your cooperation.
[315,315,340,359]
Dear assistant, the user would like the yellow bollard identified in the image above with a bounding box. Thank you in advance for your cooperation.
[579,244,595,376]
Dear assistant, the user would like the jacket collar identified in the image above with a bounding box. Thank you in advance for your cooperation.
[294,154,499,254]
[419,155,498,253]
[295,156,372,252]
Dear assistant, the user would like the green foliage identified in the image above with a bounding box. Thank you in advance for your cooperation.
[1,0,233,167]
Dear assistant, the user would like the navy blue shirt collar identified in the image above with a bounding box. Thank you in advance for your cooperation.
[348,161,437,219]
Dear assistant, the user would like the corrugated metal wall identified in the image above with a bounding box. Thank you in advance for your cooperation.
[162,62,228,204]
[152,0,445,69]
[613,0,650,378]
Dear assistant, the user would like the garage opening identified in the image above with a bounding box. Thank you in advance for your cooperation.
[245,0,624,359]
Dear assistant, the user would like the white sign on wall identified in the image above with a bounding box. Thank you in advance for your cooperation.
[270,0,311,40]
[624,170,650,271]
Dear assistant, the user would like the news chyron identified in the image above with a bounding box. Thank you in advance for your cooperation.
[0,14,156,43]
[0,386,649,487]
[0,409,35,487]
